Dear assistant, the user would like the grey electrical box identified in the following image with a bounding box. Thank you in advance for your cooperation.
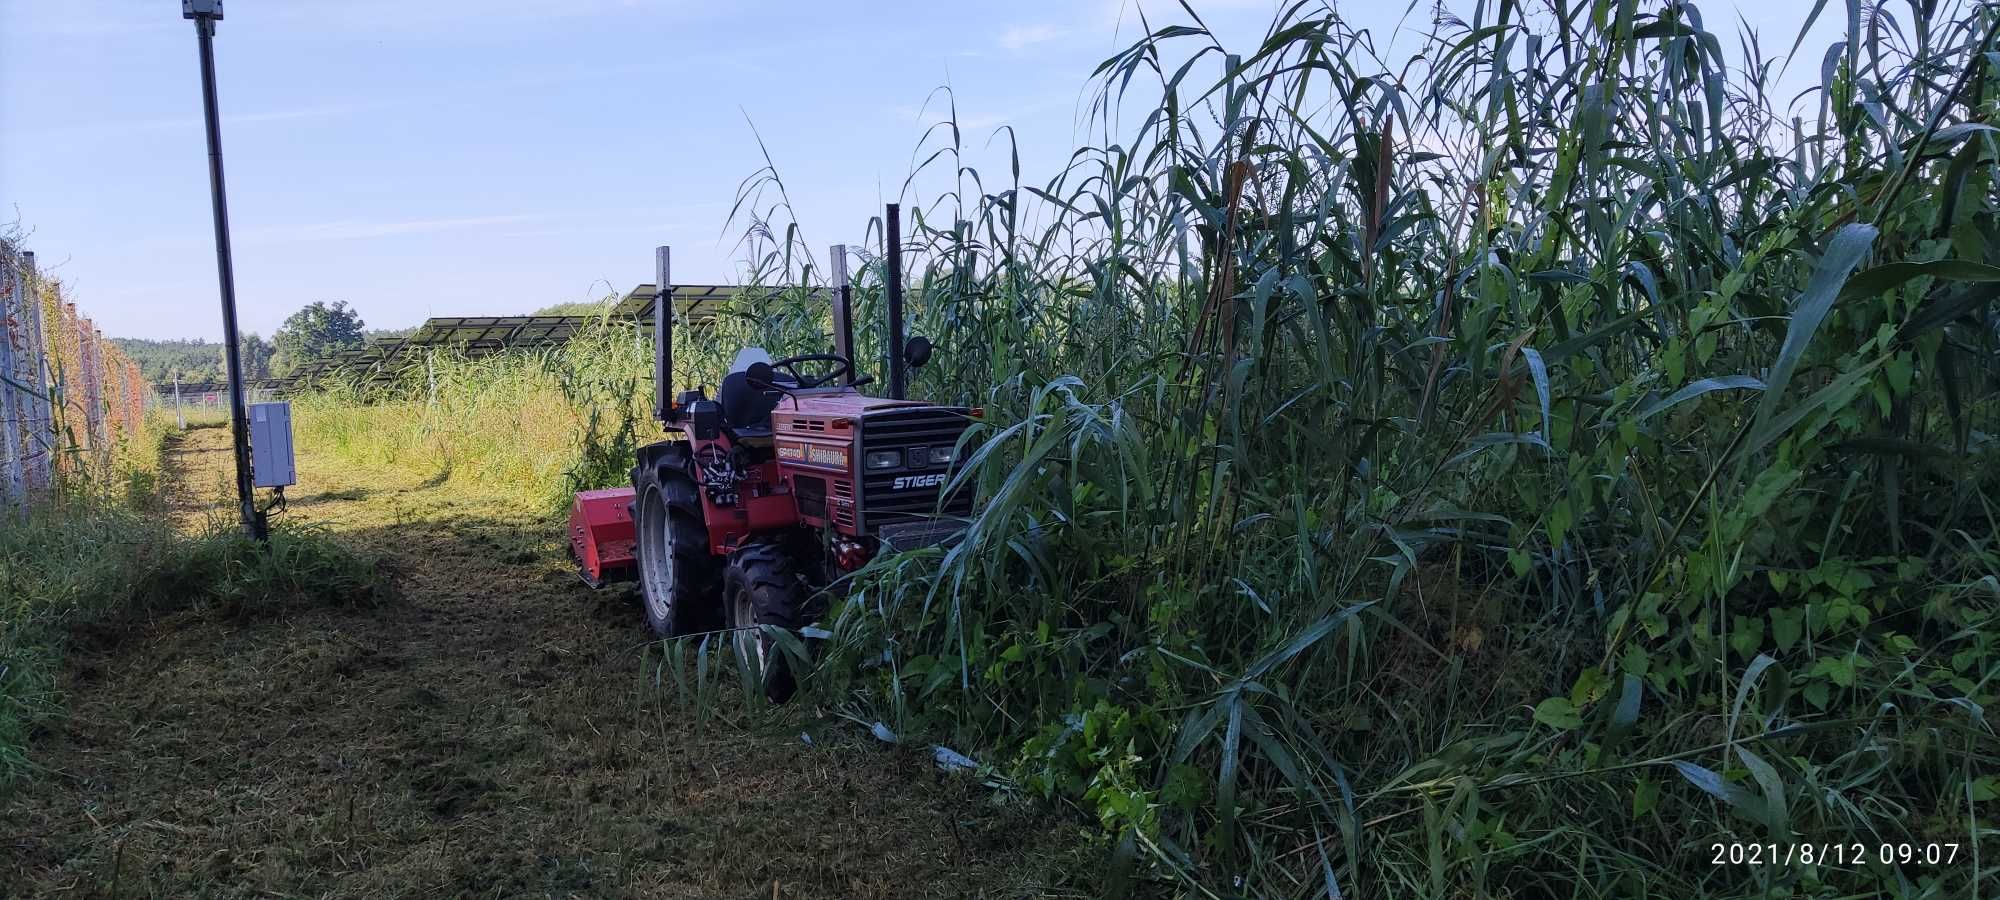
[249,401,295,488]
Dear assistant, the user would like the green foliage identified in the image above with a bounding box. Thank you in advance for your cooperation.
[238,331,275,380]
[116,332,277,382]
[113,336,224,383]
[532,299,619,317]
[274,300,367,375]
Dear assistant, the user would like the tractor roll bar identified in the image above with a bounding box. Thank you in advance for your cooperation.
[654,246,674,422]
[652,231,882,413]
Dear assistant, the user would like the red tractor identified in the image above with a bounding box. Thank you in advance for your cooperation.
[569,206,972,700]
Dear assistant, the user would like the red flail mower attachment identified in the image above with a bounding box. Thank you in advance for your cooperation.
[569,487,638,588]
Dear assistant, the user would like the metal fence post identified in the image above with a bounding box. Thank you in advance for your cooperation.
[1,245,23,510]
[78,318,98,460]
[91,325,108,455]
[93,325,106,452]
[72,311,90,459]
[20,251,50,491]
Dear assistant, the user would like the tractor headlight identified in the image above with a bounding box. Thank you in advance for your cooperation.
[928,445,955,465]
[864,450,902,470]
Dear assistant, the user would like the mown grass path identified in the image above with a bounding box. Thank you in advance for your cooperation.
[4,426,1065,898]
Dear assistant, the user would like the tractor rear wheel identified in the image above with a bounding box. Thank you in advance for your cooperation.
[723,542,817,702]
[633,449,719,638]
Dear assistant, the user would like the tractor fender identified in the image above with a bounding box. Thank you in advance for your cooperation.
[659,477,703,516]
[633,440,703,516]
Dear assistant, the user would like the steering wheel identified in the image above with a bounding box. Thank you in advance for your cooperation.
[768,353,854,389]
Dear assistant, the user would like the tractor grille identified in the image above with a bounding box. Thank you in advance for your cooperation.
[859,407,974,532]
[793,475,828,518]
[832,479,856,528]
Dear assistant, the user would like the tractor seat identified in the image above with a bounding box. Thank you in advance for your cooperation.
[718,369,796,434]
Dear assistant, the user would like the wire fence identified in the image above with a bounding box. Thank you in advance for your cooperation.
[2,236,152,513]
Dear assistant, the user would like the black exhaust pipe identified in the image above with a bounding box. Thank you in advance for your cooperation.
[885,204,907,400]
[830,243,856,384]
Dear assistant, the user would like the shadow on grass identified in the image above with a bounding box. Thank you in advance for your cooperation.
[287,486,374,507]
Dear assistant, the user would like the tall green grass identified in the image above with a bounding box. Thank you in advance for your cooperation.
[291,289,870,510]
[771,2,2000,895]
[297,0,1999,894]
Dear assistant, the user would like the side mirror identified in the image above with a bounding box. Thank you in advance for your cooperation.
[904,335,933,370]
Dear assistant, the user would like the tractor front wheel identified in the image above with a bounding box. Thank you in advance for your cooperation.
[724,542,817,702]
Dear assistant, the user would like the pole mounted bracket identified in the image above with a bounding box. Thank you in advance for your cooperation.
[183,0,222,20]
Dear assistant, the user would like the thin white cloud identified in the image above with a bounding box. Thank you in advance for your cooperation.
[999,23,1065,50]
[958,112,1012,131]
[244,215,539,244]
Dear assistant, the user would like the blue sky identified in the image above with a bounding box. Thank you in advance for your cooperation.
[3,0,1829,341]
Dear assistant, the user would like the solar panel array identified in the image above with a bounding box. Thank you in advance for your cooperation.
[275,284,809,389]
[612,283,829,323]
[285,338,410,383]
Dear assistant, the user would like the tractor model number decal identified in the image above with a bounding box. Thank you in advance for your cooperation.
[892,473,948,491]
[777,441,848,470]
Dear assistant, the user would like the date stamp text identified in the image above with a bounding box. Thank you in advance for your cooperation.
[1710,843,1960,867]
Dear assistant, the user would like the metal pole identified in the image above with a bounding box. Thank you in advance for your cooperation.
[884,204,907,401]
[19,251,50,492]
[654,246,674,421]
[188,8,262,540]
[829,244,856,383]
[174,373,185,430]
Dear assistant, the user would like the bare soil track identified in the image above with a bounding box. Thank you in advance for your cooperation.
[3,426,1070,898]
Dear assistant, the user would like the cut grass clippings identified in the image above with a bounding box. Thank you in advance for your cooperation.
[1,424,1081,898]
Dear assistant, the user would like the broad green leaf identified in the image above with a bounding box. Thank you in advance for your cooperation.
[1670,760,1764,825]
[1770,607,1804,651]
[1754,224,1879,430]
[1837,258,2000,304]
[1633,375,1764,422]
[1534,697,1583,729]
[1737,747,1790,834]
[1632,778,1660,818]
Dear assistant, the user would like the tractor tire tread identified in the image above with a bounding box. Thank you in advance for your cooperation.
[723,542,821,701]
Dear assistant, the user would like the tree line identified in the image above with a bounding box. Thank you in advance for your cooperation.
[114,295,602,385]
[114,300,406,384]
